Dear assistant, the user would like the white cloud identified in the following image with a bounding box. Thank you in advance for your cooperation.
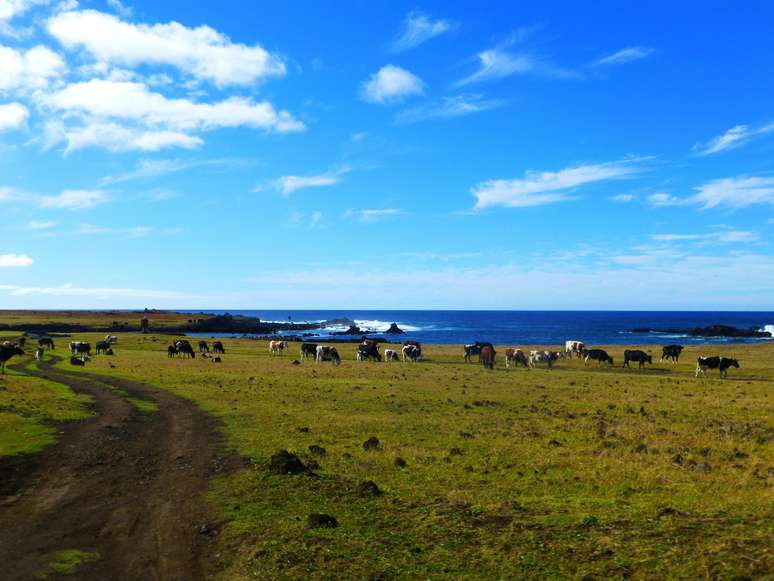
[39,189,108,209]
[390,10,455,52]
[0,253,33,267]
[60,121,202,153]
[106,0,132,18]
[650,229,757,243]
[267,166,350,196]
[395,94,504,124]
[646,192,685,207]
[361,65,424,104]
[48,79,304,133]
[29,219,56,229]
[47,9,285,87]
[693,123,774,156]
[590,46,654,67]
[101,157,236,184]
[454,48,575,87]
[345,208,401,222]
[610,193,635,202]
[0,0,47,36]
[690,176,774,209]
[472,159,641,210]
[0,44,66,92]
[0,101,27,130]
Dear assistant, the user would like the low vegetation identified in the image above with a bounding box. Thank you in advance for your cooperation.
[4,328,773,579]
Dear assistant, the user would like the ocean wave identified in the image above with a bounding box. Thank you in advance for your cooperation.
[758,324,774,337]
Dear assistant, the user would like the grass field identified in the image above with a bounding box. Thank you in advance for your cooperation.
[3,330,773,579]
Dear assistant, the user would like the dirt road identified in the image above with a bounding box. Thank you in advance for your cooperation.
[0,358,231,580]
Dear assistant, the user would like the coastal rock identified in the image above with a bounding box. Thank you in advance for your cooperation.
[631,324,771,338]
[384,323,405,334]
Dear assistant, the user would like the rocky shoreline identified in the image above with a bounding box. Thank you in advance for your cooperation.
[631,324,772,338]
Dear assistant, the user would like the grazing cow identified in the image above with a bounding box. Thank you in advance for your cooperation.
[212,341,225,354]
[565,340,586,358]
[104,335,118,345]
[402,344,420,362]
[384,349,399,362]
[316,345,341,365]
[35,347,44,362]
[0,345,24,374]
[504,348,529,368]
[198,340,210,353]
[167,345,177,358]
[38,337,54,350]
[269,340,287,356]
[464,342,493,363]
[69,356,86,366]
[623,350,652,370]
[661,344,684,364]
[583,349,614,366]
[176,342,196,359]
[403,340,422,359]
[696,356,740,379]
[300,343,319,359]
[480,345,496,369]
[95,340,111,355]
[530,350,557,369]
[357,343,382,362]
[69,342,92,357]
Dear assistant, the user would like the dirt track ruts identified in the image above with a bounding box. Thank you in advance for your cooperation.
[0,358,232,580]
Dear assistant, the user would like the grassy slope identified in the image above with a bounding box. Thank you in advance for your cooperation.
[10,331,774,579]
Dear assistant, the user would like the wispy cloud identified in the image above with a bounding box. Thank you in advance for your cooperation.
[264,166,351,196]
[74,223,153,238]
[650,229,758,243]
[345,208,401,222]
[29,219,56,229]
[610,193,635,202]
[590,46,654,67]
[646,192,686,207]
[39,189,108,210]
[690,175,774,209]
[395,94,504,124]
[0,253,33,267]
[360,65,424,104]
[390,10,455,52]
[101,157,242,185]
[693,123,774,156]
[472,159,643,210]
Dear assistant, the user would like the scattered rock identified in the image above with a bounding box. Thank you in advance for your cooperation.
[297,427,310,433]
[657,506,686,518]
[547,439,562,448]
[633,443,648,454]
[671,454,684,465]
[694,462,711,473]
[363,436,380,451]
[357,480,383,497]
[307,513,338,528]
[459,431,474,439]
[306,459,320,470]
[579,515,599,528]
[394,457,407,468]
[269,450,307,475]
[291,359,301,365]
[449,447,464,456]
[308,445,327,457]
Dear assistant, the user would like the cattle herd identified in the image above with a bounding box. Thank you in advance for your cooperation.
[0,332,744,379]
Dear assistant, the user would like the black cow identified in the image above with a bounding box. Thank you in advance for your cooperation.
[167,345,177,358]
[357,343,381,362]
[623,349,652,370]
[198,340,209,353]
[212,341,225,354]
[69,342,91,357]
[583,348,614,366]
[464,341,493,363]
[178,343,196,359]
[696,356,739,379]
[316,346,341,365]
[38,337,54,350]
[95,340,111,355]
[0,345,24,374]
[69,356,86,366]
[300,343,319,359]
[661,344,683,364]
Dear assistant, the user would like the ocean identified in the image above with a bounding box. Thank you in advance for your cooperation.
[192,310,774,346]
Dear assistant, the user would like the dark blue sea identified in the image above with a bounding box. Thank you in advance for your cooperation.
[189,311,774,346]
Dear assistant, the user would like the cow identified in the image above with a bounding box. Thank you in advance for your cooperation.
[69,342,92,357]
[403,340,422,359]
[316,345,341,365]
[530,350,557,369]
[300,343,319,359]
[95,340,111,355]
[565,340,586,358]
[198,340,210,353]
[696,356,740,379]
[361,337,379,348]
[104,335,118,345]
[464,342,493,363]
[38,337,54,350]
[384,349,399,362]
[357,343,381,362]
[504,348,529,368]
[583,349,614,366]
[0,345,24,374]
[176,342,196,359]
[402,344,420,362]
[661,344,684,364]
[480,345,495,369]
[69,356,86,366]
[623,350,652,370]
[269,340,287,356]
[35,347,44,362]
[212,341,225,354]
[167,345,177,358]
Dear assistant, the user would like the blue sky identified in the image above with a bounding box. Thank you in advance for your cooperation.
[1,0,774,309]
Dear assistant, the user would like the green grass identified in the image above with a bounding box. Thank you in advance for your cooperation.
[35,549,100,578]
[10,330,774,579]
[0,364,92,457]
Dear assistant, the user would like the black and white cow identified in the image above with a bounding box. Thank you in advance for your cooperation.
[384,349,400,362]
[696,356,739,378]
[316,345,341,365]
[175,340,196,359]
[583,348,614,366]
[661,344,683,364]
[402,344,421,362]
[300,342,319,359]
[357,343,381,362]
[403,340,422,359]
[69,342,92,357]
[464,342,493,363]
[623,350,652,370]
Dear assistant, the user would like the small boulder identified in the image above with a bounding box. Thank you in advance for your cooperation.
[694,462,711,473]
[269,450,307,475]
[449,447,464,456]
[297,426,310,433]
[291,359,301,365]
[357,480,383,497]
[307,513,338,528]
[363,436,380,451]
[393,457,407,468]
[308,444,327,457]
